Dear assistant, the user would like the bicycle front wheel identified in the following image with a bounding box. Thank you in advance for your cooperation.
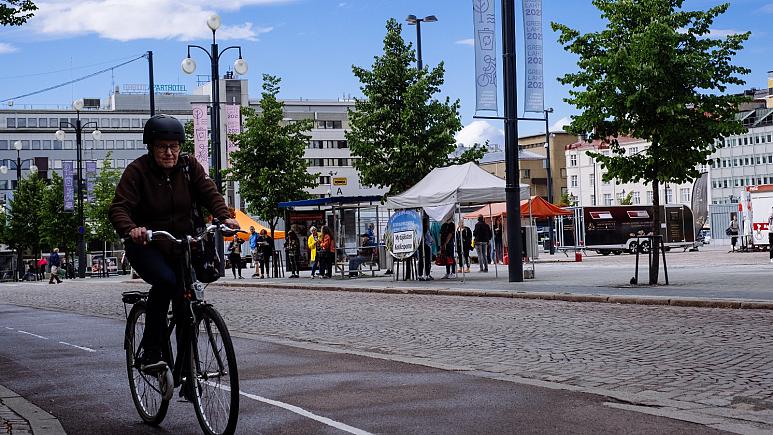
[125,302,169,425]
[190,305,240,435]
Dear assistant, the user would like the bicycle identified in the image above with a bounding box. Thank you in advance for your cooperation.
[121,222,245,435]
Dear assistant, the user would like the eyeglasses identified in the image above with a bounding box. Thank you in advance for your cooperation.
[155,144,180,152]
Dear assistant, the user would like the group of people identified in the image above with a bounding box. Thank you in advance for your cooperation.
[418,214,504,281]
[226,226,277,279]
[307,225,335,279]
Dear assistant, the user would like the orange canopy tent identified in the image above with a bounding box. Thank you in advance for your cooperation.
[226,209,285,241]
[464,196,571,219]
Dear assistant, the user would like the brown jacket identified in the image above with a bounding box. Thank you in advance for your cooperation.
[109,153,230,241]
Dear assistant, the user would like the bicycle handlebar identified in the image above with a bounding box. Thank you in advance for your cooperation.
[124,222,247,245]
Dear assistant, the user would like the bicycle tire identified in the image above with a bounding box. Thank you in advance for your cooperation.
[125,302,170,425]
[189,305,240,435]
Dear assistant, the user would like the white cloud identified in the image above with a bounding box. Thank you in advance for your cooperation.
[338,2,347,7]
[455,120,504,147]
[455,38,474,46]
[707,28,742,37]
[31,0,285,41]
[0,43,17,54]
[761,4,773,13]
[550,116,571,132]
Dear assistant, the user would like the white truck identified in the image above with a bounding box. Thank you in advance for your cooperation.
[745,185,773,248]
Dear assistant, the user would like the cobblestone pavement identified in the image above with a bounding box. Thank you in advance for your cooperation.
[1,279,772,433]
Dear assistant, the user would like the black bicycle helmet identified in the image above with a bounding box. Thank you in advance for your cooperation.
[143,114,185,147]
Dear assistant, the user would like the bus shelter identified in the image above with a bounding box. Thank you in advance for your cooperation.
[278,195,385,277]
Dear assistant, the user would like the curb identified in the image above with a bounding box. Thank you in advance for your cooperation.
[0,384,66,435]
[126,280,773,310]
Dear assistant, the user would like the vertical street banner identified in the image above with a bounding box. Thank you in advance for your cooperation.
[472,0,498,111]
[690,172,709,239]
[85,161,97,203]
[63,161,74,212]
[225,105,241,167]
[522,0,544,113]
[192,104,209,175]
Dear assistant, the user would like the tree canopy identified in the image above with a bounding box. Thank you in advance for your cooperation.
[552,0,749,283]
[225,74,318,235]
[1,0,36,26]
[346,18,484,196]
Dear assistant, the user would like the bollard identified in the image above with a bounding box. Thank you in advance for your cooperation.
[574,251,582,262]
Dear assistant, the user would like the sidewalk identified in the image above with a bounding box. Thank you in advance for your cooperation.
[209,245,773,309]
[0,384,65,435]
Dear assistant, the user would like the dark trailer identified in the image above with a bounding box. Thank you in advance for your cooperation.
[558,205,696,255]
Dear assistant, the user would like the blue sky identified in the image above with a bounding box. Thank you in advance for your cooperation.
[1,0,771,144]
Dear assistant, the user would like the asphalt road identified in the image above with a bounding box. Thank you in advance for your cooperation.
[0,304,722,434]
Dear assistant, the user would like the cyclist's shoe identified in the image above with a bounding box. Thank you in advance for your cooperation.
[137,351,167,374]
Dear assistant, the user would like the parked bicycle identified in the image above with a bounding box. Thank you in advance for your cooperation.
[122,222,245,435]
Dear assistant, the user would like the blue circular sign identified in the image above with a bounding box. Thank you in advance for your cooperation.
[78,226,85,234]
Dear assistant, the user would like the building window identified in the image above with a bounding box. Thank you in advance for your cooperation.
[665,188,673,203]
[603,193,612,205]
[0,140,7,150]
[588,173,594,186]
[570,175,578,187]
[17,118,26,128]
[31,140,41,150]
[590,194,596,205]
[110,118,120,128]
[630,147,638,155]
[521,169,531,179]
[337,140,348,149]
[616,192,624,204]
[131,118,141,128]
[121,118,130,128]
[633,191,641,204]
[569,154,577,167]
[647,191,653,204]
[680,188,690,202]
[38,118,48,128]
[42,140,52,150]
[115,140,124,149]
[6,118,15,128]
[560,168,567,178]
[319,176,330,185]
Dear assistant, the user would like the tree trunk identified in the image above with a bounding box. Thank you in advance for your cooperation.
[650,179,660,285]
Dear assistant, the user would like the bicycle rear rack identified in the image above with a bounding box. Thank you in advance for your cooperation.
[122,291,149,305]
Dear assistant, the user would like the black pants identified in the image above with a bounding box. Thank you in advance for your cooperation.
[417,244,432,277]
[444,244,456,275]
[125,242,186,360]
[457,247,470,268]
[320,251,333,277]
[229,253,242,277]
[260,253,271,276]
[288,254,299,276]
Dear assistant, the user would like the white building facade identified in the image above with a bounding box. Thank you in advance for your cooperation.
[565,137,695,208]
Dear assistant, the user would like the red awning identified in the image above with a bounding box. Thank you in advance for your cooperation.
[464,196,572,219]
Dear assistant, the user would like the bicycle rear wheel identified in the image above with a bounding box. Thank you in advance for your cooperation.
[125,303,170,425]
[190,305,240,435]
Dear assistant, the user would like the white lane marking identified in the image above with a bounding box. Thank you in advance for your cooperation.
[17,330,49,340]
[4,326,14,330]
[13,328,95,353]
[58,341,96,353]
[212,383,373,435]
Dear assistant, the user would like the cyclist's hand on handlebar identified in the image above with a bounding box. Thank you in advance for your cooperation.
[223,218,239,230]
[129,227,148,245]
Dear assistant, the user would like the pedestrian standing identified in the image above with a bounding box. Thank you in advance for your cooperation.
[48,248,62,284]
[417,215,434,281]
[227,237,244,279]
[319,226,334,278]
[493,218,504,264]
[37,257,48,281]
[728,214,739,252]
[307,226,320,278]
[440,218,456,279]
[286,230,300,278]
[456,219,472,273]
[473,215,492,272]
[248,226,260,277]
[259,229,274,278]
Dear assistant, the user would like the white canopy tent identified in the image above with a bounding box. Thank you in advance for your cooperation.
[385,162,529,215]
[384,162,531,281]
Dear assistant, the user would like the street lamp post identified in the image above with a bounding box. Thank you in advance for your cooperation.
[55,99,102,279]
[543,108,555,254]
[406,14,437,70]
[181,14,248,277]
[1,141,38,281]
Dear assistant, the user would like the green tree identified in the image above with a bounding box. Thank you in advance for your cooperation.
[5,172,46,276]
[183,120,195,155]
[1,0,36,26]
[619,191,634,206]
[225,74,318,237]
[552,0,749,284]
[86,154,121,275]
[39,172,79,255]
[347,18,483,196]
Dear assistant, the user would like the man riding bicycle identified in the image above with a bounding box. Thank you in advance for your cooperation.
[109,114,237,373]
